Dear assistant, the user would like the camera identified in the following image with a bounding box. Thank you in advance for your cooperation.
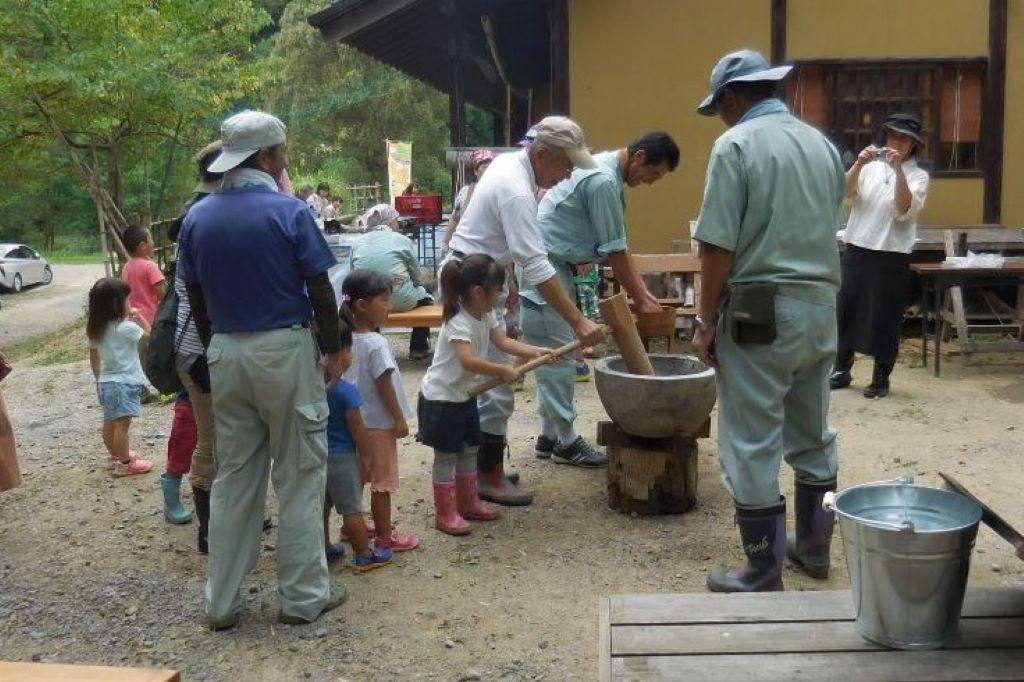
[875,148,888,160]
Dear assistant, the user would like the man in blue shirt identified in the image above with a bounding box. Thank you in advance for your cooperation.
[690,51,843,593]
[521,132,679,468]
[178,110,345,629]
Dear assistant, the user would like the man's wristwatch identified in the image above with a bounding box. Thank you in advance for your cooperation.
[694,315,716,332]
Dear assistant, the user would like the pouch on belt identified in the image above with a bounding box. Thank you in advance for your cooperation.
[728,282,778,344]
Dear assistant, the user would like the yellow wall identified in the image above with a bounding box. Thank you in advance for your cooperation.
[787,0,990,226]
[1001,1,1024,228]
[569,0,771,252]
[568,0,1004,251]
[787,0,988,60]
[919,177,985,226]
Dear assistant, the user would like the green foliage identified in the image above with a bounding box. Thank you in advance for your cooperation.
[0,0,273,249]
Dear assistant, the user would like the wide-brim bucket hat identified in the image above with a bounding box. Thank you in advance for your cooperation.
[882,113,925,144]
[697,49,793,116]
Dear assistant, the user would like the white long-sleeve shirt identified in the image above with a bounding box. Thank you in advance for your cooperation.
[844,158,930,254]
[449,150,557,285]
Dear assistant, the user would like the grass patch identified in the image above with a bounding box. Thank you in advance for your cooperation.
[44,252,107,265]
[5,316,89,366]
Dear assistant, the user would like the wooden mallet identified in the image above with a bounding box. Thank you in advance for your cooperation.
[467,330,608,398]
[598,292,655,376]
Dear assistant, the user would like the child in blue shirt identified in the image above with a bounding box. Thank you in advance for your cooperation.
[323,306,393,572]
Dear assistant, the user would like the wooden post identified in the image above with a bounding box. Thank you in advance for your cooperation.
[599,293,654,375]
[598,421,698,515]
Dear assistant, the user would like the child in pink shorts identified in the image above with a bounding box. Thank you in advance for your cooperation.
[341,269,419,553]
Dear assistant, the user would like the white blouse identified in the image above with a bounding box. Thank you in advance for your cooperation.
[843,158,930,255]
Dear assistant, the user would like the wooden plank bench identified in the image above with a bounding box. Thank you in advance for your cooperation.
[599,587,1024,681]
[384,304,444,329]
[0,662,179,681]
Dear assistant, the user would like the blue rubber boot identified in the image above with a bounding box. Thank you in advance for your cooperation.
[160,473,193,525]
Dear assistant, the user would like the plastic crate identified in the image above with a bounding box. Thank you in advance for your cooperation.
[395,194,443,223]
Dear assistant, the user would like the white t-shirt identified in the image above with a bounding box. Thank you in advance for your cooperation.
[343,331,413,429]
[449,150,556,286]
[844,158,930,254]
[90,320,148,385]
[421,309,500,403]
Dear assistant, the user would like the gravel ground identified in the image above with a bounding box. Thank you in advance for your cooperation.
[1,333,1022,680]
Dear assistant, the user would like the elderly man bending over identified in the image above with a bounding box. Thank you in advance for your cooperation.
[446,116,605,506]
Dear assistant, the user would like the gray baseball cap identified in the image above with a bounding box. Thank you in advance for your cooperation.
[530,116,597,169]
[208,110,287,173]
[697,49,792,116]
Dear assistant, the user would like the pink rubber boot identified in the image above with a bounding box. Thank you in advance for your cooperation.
[433,481,471,536]
[455,473,501,521]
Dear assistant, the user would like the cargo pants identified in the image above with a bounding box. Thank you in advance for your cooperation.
[204,327,331,623]
[714,293,839,508]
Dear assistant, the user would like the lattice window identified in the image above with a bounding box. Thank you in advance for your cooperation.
[786,60,984,175]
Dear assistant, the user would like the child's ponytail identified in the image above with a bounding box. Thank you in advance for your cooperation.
[439,259,464,322]
[440,254,505,322]
[341,268,392,322]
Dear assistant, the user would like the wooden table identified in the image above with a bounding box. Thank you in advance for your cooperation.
[599,587,1024,681]
[911,259,1024,376]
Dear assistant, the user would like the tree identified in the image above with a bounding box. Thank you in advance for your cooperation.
[266,0,456,201]
[0,0,273,254]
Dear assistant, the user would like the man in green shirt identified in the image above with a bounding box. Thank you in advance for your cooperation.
[521,132,680,467]
[691,50,843,593]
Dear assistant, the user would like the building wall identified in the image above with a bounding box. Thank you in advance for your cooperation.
[568,0,771,253]
[787,0,988,60]
[1002,1,1024,228]
[788,0,990,227]
[568,0,1010,254]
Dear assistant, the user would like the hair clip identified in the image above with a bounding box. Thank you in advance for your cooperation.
[342,294,351,303]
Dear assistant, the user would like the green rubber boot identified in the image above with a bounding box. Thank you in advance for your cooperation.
[159,473,193,525]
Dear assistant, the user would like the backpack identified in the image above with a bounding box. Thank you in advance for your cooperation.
[144,280,189,394]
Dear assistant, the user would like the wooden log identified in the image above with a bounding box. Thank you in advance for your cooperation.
[598,292,654,375]
[598,421,697,515]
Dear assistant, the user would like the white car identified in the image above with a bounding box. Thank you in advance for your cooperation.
[0,244,53,293]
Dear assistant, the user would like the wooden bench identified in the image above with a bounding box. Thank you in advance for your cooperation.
[599,587,1024,681]
[384,304,444,329]
[0,662,179,681]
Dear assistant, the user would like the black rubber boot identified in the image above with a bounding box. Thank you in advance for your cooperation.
[707,499,786,593]
[477,432,533,506]
[863,361,893,399]
[786,478,836,579]
[193,486,211,554]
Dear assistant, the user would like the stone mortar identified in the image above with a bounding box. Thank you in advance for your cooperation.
[594,354,717,438]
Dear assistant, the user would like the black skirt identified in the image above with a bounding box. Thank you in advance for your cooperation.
[836,243,912,364]
[416,393,480,453]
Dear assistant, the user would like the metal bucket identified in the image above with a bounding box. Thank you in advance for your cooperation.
[824,476,982,650]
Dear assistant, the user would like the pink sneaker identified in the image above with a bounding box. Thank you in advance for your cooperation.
[107,450,139,471]
[375,529,420,553]
[113,457,152,477]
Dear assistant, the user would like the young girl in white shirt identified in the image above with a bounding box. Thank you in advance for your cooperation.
[342,269,419,553]
[419,254,551,535]
[87,278,154,477]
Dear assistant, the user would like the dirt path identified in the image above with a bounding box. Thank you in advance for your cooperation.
[0,339,1022,680]
[0,264,107,348]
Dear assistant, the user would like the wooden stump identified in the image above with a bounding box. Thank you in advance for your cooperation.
[597,421,698,515]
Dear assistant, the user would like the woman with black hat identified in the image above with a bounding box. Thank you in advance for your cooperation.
[831,113,930,398]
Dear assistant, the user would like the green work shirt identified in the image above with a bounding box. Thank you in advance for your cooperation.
[521,151,627,305]
[350,228,429,311]
[693,99,844,307]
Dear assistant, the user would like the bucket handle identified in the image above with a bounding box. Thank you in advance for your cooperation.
[822,476,917,533]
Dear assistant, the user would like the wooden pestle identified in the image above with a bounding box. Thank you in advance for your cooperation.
[467,336,591,398]
[598,292,655,375]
